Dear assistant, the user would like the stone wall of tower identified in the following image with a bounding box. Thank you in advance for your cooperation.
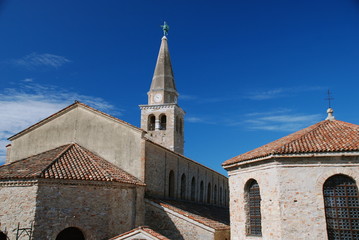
[227,156,359,240]
[140,104,184,154]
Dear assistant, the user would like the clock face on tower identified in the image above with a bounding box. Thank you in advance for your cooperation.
[154,93,163,103]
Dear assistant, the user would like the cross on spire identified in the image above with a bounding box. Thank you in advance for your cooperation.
[161,21,169,36]
[325,89,334,108]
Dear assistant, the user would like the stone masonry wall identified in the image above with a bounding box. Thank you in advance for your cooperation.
[32,180,145,240]
[227,156,359,240]
[144,141,229,207]
[0,182,38,240]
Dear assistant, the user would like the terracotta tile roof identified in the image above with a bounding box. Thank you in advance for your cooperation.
[223,119,359,167]
[0,144,145,186]
[147,197,230,230]
[8,101,144,141]
[109,226,170,240]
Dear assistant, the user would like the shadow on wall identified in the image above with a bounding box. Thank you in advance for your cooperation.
[145,203,184,240]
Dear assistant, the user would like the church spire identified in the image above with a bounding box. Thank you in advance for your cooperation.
[140,23,185,154]
[148,26,178,105]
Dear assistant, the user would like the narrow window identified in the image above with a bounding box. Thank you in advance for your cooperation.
[160,115,167,130]
[246,180,262,236]
[207,182,212,204]
[179,118,183,135]
[148,115,155,131]
[323,174,359,240]
[200,181,204,203]
[224,189,227,206]
[219,186,223,205]
[214,185,218,204]
[176,116,179,132]
[169,170,175,198]
[180,173,186,200]
[191,177,196,201]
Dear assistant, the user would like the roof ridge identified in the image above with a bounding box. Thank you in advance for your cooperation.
[8,101,144,141]
[39,144,73,178]
[73,144,115,181]
[272,120,329,154]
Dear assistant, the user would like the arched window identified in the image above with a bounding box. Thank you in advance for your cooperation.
[224,189,227,206]
[246,180,262,236]
[56,227,85,240]
[219,186,223,205]
[179,118,183,135]
[148,115,155,131]
[323,174,359,240]
[169,170,175,198]
[0,231,7,240]
[180,173,186,200]
[160,115,167,130]
[207,182,212,204]
[176,116,180,132]
[191,177,196,201]
[214,185,218,204]
[200,181,204,203]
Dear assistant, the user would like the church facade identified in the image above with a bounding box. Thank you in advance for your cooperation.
[223,110,359,240]
[0,35,229,240]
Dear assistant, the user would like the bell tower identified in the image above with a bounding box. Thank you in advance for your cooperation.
[139,23,185,154]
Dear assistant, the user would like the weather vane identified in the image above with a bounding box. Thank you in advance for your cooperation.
[161,21,169,36]
[325,89,334,108]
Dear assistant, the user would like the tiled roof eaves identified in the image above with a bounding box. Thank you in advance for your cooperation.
[223,151,359,169]
[145,139,228,179]
[223,120,359,167]
[8,102,144,141]
[145,198,230,231]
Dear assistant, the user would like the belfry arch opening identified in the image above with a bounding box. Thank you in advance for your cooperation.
[56,227,85,240]
[148,115,155,131]
[160,114,167,130]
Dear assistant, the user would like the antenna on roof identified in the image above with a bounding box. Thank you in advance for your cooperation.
[325,90,335,120]
[325,89,334,108]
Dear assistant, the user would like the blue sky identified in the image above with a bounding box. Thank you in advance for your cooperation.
[0,0,359,175]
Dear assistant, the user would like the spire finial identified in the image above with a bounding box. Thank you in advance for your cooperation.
[161,21,169,36]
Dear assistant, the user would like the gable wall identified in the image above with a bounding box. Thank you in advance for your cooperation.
[8,107,144,180]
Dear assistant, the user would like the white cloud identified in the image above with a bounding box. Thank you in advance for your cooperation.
[246,86,325,101]
[11,53,70,69]
[246,89,284,100]
[186,117,204,123]
[0,82,118,164]
[244,112,322,132]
